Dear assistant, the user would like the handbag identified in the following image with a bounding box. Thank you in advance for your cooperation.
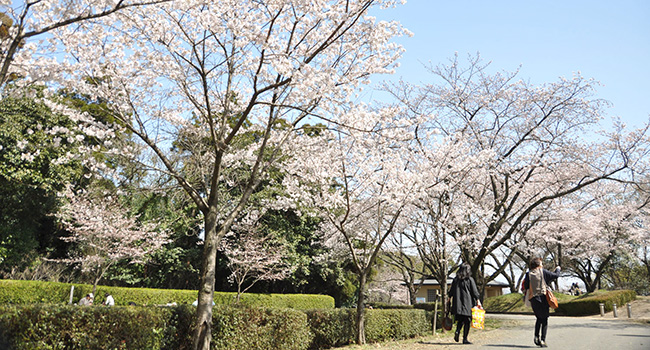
[546,289,559,309]
[543,273,559,309]
[442,312,453,331]
[471,305,485,330]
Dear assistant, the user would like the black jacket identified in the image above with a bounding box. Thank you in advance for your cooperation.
[449,276,480,316]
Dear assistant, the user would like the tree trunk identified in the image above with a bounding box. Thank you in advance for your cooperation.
[441,273,448,317]
[92,277,99,299]
[475,262,486,302]
[408,283,417,305]
[355,273,368,345]
[192,211,220,350]
[433,261,450,328]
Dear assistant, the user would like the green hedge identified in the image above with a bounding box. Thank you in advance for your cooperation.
[305,309,356,349]
[556,290,636,316]
[215,292,334,310]
[304,308,430,349]
[0,304,430,350]
[365,309,431,342]
[0,304,171,350]
[366,302,440,312]
[212,306,312,350]
[0,304,312,350]
[0,279,334,309]
[366,302,414,309]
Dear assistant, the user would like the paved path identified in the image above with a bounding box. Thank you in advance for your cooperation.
[419,314,650,350]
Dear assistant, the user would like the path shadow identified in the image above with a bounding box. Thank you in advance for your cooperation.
[556,320,650,331]
[483,345,537,348]
[615,334,650,338]
[417,341,458,345]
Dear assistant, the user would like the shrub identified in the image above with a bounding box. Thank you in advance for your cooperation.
[0,304,312,350]
[305,309,356,349]
[304,308,430,349]
[366,302,413,309]
[366,302,440,312]
[0,304,171,350]
[412,302,439,312]
[0,280,81,304]
[214,292,334,310]
[0,279,334,309]
[364,309,430,342]
[0,293,428,350]
[556,290,636,316]
[212,306,312,350]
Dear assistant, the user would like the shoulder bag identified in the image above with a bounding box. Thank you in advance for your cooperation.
[543,274,559,309]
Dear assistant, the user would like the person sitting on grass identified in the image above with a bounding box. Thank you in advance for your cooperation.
[78,293,93,306]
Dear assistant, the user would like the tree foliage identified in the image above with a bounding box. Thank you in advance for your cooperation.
[0,96,87,273]
[53,189,170,294]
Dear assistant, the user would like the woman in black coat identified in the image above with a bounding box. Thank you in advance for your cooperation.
[523,257,561,348]
[449,263,482,344]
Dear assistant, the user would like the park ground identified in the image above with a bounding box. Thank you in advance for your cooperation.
[340,296,650,350]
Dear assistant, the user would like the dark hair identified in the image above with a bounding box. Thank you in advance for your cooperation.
[530,257,543,269]
[457,263,472,280]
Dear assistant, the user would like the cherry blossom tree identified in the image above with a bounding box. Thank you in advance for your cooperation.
[0,0,172,89]
[533,182,649,292]
[221,210,294,302]
[54,189,170,295]
[637,188,650,278]
[282,110,419,344]
[366,262,409,305]
[384,54,650,295]
[37,1,407,348]
[396,134,492,311]
[381,233,426,305]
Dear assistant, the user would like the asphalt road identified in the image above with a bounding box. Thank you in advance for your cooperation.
[344,310,650,350]
[476,314,650,350]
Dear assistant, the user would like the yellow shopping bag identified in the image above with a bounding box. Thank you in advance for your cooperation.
[471,306,485,330]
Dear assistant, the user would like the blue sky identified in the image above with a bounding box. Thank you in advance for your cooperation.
[371,0,650,129]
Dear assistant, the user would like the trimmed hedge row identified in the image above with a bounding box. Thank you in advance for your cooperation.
[556,290,636,316]
[0,304,172,350]
[365,309,431,342]
[0,304,312,350]
[0,305,431,350]
[0,279,334,310]
[304,308,430,349]
[367,301,439,312]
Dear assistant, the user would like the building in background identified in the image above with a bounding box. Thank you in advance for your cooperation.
[411,278,509,303]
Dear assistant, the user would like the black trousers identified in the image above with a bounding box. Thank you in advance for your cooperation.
[530,295,550,341]
[455,314,471,340]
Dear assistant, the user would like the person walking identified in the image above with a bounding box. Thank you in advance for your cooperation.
[523,257,561,348]
[449,263,482,345]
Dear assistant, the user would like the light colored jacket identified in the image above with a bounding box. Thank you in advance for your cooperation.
[528,268,546,297]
